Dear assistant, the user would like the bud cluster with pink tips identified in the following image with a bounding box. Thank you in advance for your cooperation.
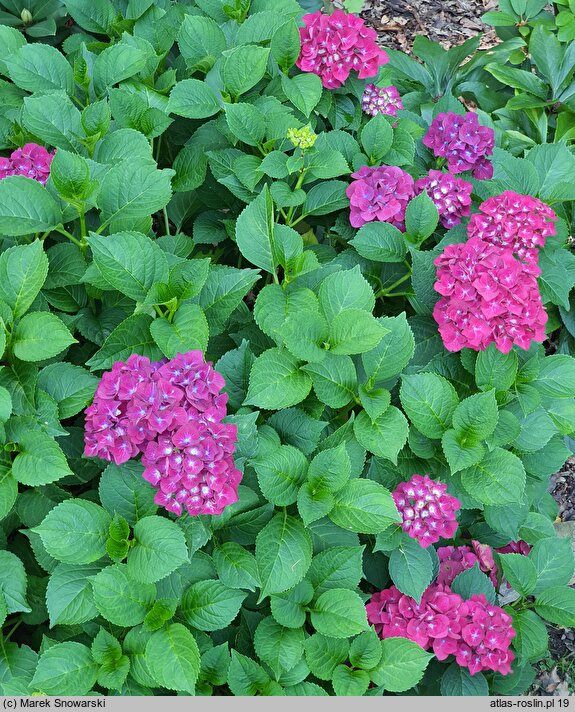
[346,164,415,229]
[415,170,473,229]
[84,352,241,518]
[366,583,516,676]
[437,542,498,587]
[495,540,531,556]
[0,143,55,184]
[392,474,461,548]
[468,191,557,264]
[433,237,548,353]
[423,112,494,180]
[361,84,403,118]
[296,10,388,89]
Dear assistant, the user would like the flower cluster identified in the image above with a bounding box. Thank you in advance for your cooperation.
[287,125,317,150]
[433,237,548,353]
[366,584,515,676]
[468,191,557,264]
[346,165,414,229]
[296,10,388,89]
[423,112,494,180]
[437,542,497,587]
[361,83,403,118]
[496,540,531,556]
[84,352,241,517]
[392,475,461,548]
[415,170,473,229]
[0,143,54,184]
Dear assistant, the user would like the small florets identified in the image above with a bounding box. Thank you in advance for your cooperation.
[414,170,473,229]
[0,143,55,184]
[346,164,415,229]
[361,84,403,118]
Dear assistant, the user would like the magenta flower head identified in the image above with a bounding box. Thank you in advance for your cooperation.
[433,237,548,353]
[496,540,531,556]
[392,474,461,548]
[361,84,403,118]
[367,584,516,676]
[347,164,414,229]
[423,112,494,180]
[437,541,497,587]
[0,143,55,184]
[84,351,242,518]
[297,9,388,89]
[468,191,557,264]
[414,170,473,229]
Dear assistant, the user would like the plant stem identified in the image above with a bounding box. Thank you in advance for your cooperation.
[54,225,84,249]
[377,269,412,297]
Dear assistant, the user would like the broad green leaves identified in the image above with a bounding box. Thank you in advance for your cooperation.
[145,624,200,693]
[0,180,61,237]
[31,643,98,696]
[245,348,312,410]
[127,517,188,584]
[310,589,369,638]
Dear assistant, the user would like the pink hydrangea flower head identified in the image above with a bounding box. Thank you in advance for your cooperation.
[437,541,497,587]
[414,170,473,229]
[433,237,548,353]
[367,584,515,676]
[84,351,241,518]
[0,143,55,184]
[468,191,557,264]
[296,10,388,89]
[495,540,531,556]
[423,112,494,180]
[361,84,403,118]
[392,474,461,548]
[346,164,415,229]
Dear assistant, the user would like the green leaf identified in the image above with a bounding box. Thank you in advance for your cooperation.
[87,314,161,371]
[213,543,260,592]
[307,444,351,492]
[255,512,313,599]
[199,266,260,335]
[0,177,61,237]
[400,373,458,439]
[93,42,151,96]
[498,553,537,596]
[332,666,370,696]
[93,564,155,626]
[451,390,499,444]
[318,266,375,322]
[181,580,246,631]
[255,444,308,506]
[33,499,111,564]
[362,313,415,383]
[353,407,409,463]
[62,0,117,34]
[235,185,277,274]
[6,44,73,94]
[225,103,265,146]
[281,73,323,117]
[13,312,76,362]
[441,663,488,696]
[150,304,209,357]
[254,618,305,677]
[12,431,73,486]
[87,232,169,302]
[451,562,496,604]
[302,353,357,408]
[302,180,349,217]
[329,309,386,355]
[329,479,399,534]
[0,551,30,614]
[177,14,226,73]
[533,354,575,399]
[485,62,549,98]
[270,581,314,629]
[145,624,200,694]
[227,650,270,696]
[372,638,433,692]
[349,630,383,671]
[297,483,334,526]
[535,586,575,627]
[441,430,484,475]
[511,610,548,661]
[361,115,393,163]
[310,589,369,638]
[22,92,83,153]
[127,516,188,584]
[245,348,312,410]
[304,634,349,681]
[0,467,17,521]
[530,537,574,594]
[405,191,439,242]
[31,642,98,696]
[271,20,301,72]
[307,546,364,597]
[45,563,100,627]
[222,45,270,98]
[37,363,98,420]
[389,537,434,602]
[460,448,526,505]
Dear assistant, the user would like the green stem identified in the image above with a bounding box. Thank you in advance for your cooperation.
[382,291,413,298]
[54,225,84,249]
[4,617,22,642]
[377,269,412,297]
[286,169,307,226]
[163,206,170,237]
[153,305,165,319]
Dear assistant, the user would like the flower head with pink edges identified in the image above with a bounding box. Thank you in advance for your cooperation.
[415,170,473,229]
[361,84,403,118]
[423,112,494,180]
[437,541,497,587]
[468,191,557,264]
[0,143,54,184]
[346,164,414,229]
[392,474,461,548]
[366,584,515,676]
[433,237,548,353]
[496,540,531,556]
[296,10,388,89]
[84,352,241,518]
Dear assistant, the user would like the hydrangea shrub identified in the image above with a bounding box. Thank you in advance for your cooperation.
[0,0,574,698]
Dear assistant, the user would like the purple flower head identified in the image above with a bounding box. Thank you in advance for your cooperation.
[392,474,461,548]
[361,84,403,118]
[84,351,241,518]
[468,191,557,264]
[495,540,531,556]
[433,237,548,353]
[414,170,473,229]
[297,10,388,89]
[346,164,415,229]
[423,112,494,180]
[437,541,497,587]
[0,143,55,184]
